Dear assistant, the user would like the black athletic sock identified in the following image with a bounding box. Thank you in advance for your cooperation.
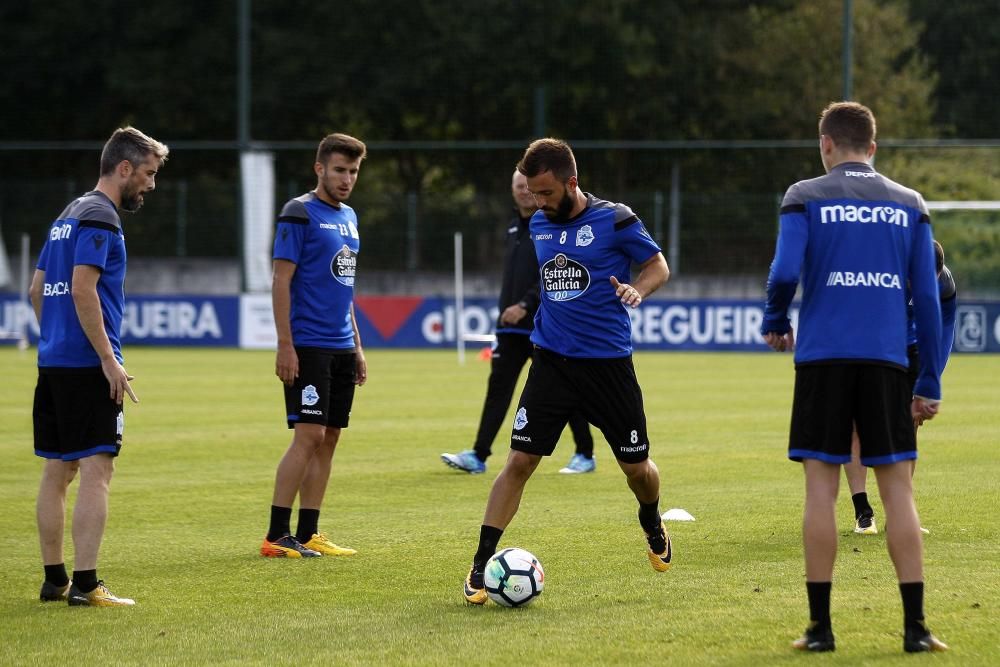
[266,505,293,542]
[899,582,925,631]
[473,525,504,570]
[638,497,661,534]
[806,581,832,628]
[851,492,873,519]
[44,563,69,587]
[73,569,98,593]
[295,508,320,543]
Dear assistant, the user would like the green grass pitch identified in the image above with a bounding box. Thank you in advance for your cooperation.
[1,347,997,665]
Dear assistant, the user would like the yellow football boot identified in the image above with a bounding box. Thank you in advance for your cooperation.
[464,565,487,605]
[302,533,357,556]
[645,521,673,572]
[67,580,135,607]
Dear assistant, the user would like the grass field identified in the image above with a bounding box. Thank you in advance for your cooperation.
[1,347,997,665]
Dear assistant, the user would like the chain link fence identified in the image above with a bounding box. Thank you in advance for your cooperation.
[2,146,997,297]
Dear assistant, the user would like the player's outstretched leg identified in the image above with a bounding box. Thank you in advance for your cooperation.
[644,520,673,572]
[464,564,487,605]
[462,452,540,603]
[620,458,672,571]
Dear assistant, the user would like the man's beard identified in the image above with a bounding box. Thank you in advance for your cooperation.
[543,189,574,220]
[120,184,144,213]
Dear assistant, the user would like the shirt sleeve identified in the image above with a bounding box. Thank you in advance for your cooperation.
[910,217,943,401]
[615,212,661,264]
[73,222,115,270]
[273,200,309,264]
[761,185,807,335]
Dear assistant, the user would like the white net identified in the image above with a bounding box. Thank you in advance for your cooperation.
[926,202,1000,299]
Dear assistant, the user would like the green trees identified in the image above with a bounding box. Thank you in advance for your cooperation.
[0,1,996,281]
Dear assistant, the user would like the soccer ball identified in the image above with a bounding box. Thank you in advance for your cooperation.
[484,547,544,607]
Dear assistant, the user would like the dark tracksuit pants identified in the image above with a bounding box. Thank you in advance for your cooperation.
[473,332,594,461]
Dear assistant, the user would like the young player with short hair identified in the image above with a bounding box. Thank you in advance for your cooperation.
[762,102,947,653]
[260,133,368,558]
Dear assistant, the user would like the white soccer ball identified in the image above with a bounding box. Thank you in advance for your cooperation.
[484,547,544,607]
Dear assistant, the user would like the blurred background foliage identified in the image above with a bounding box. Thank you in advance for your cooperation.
[0,0,997,292]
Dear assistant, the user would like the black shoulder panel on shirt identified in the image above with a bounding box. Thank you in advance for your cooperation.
[278,197,309,221]
[781,204,806,214]
[918,213,931,225]
[71,196,121,228]
[614,215,639,231]
[78,220,121,234]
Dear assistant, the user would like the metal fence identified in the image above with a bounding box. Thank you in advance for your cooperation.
[2,144,998,297]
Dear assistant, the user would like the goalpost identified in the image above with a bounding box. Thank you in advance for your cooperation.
[926,201,1000,212]
[0,232,31,350]
[924,200,1000,302]
[454,231,495,364]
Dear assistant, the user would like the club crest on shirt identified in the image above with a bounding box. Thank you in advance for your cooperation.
[541,253,590,301]
[513,407,528,430]
[302,384,320,406]
[331,244,357,287]
[575,225,595,247]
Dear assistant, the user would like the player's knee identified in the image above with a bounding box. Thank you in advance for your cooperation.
[292,425,327,451]
[619,457,653,481]
[505,451,541,479]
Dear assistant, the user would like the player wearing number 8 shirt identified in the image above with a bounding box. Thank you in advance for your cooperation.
[462,138,673,604]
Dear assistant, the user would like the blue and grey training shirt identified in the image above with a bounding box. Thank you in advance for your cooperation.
[762,162,943,400]
[36,191,126,368]
[272,192,359,350]
[530,193,661,358]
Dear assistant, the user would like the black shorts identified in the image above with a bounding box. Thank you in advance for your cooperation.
[789,363,915,466]
[33,368,123,461]
[284,347,356,429]
[510,347,650,463]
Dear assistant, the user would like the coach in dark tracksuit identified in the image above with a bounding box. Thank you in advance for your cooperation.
[441,171,594,474]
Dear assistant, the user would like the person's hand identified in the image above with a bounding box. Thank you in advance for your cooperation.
[764,330,795,352]
[275,343,299,386]
[610,276,642,308]
[911,397,939,427]
[500,303,528,326]
[101,358,138,404]
[355,350,368,386]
